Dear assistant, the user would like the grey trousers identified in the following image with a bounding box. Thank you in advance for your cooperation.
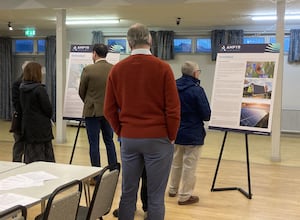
[118,137,173,220]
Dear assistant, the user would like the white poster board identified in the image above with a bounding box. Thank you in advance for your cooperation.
[63,45,93,120]
[208,44,280,135]
[63,44,120,120]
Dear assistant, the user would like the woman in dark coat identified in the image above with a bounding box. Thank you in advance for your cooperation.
[11,74,24,162]
[19,62,55,163]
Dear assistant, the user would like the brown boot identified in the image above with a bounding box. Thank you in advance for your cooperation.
[178,196,199,205]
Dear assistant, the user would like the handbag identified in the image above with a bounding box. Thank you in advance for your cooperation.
[9,111,22,133]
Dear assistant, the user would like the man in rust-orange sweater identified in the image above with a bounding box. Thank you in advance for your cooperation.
[104,23,180,220]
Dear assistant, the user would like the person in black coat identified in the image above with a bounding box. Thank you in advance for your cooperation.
[11,74,24,162]
[19,62,55,164]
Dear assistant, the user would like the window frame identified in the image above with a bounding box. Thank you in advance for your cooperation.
[174,38,193,53]
[195,38,212,53]
[13,38,46,55]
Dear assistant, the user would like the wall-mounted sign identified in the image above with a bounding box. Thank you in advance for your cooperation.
[25,28,36,37]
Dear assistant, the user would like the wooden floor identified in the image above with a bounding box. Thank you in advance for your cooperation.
[1,119,300,220]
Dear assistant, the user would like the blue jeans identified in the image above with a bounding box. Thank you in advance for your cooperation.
[119,137,173,220]
[85,116,117,167]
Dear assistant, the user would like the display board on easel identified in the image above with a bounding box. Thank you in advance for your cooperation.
[63,44,120,164]
[63,45,93,120]
[209,43,280,135]
[209,43,280,199]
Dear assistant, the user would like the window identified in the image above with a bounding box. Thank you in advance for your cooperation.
[14,38,45,54]
[196,38,211,53]
[269,36,290,53]
[174,38,192,53]
[37,39,46,53]
[15,39,34,53]
[243,37,265,44]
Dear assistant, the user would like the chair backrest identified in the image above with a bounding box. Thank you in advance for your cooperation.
[87,163,120,220]
[0,205,27,220]
[42,179,83,220]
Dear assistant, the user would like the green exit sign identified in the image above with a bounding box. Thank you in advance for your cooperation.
[25,28,36,37]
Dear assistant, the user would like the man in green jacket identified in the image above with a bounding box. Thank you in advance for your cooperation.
[79,44,117,176]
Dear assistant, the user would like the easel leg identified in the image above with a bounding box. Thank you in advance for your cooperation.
[69,120,82,164]
[211,131,228,191]
[245,133,252,199]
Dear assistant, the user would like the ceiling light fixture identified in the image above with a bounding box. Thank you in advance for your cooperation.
[176,17,181,26]
[8,21,13,31]
[66,19,120,25]
[252,14,300,21]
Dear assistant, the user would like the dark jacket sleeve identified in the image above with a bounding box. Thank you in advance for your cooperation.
[12,79,22,113]
[195,86,211,121]
[36,85,53,119]
[78,67,88,102]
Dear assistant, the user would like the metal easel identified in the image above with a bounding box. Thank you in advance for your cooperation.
[210,130,252,199]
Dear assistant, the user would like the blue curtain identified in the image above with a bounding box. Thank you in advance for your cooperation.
[0,37,13,120]
[150,31,158,57]
[288,29,300,63]
[92,31,104,44]
[157,31,174,60]
[45,36,56,121]
[211,29,243,61]
[227,30,244,44]
[211,30,226,61]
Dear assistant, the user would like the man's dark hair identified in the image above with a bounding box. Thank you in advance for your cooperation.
[93,43,109,57]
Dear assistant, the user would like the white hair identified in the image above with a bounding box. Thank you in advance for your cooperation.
[181,61,199,77]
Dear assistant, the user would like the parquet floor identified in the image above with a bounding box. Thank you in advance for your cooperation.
[1,119,300,220]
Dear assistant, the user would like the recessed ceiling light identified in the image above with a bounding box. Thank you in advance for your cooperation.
[252,15,300,21]
[66,19,120,25]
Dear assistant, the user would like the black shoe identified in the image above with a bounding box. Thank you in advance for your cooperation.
[112,208,119,218]
[168,192,177,197]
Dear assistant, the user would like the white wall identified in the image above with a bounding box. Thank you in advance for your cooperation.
[282,59,300,110]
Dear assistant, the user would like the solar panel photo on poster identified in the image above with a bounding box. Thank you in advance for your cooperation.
[240,108,267,127]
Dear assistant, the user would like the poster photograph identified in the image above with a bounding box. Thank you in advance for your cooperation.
[240,102,270,128]
[208,44,280,134]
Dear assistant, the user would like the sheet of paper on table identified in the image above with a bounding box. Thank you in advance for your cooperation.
[0,193,39,211]
[0,171,58,190]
